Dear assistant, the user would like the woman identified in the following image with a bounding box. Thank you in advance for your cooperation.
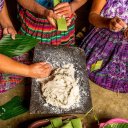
[17,0,87,46]
[0,0,52,93]
[80,0,128,93]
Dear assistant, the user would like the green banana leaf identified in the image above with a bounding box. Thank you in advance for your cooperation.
[0,96,28,120]
[91,60,103,72]
[104,123,128,128]
[61,122,73,128]
[71,118,82,128]
[0,34,39,57]
[53,0,67,31]
[50,117,63,128]
[44,124,53,128]
[41,118,83,128]
[53,0,60,6]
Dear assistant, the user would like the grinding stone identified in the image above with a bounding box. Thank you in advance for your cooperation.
[30,44,92,114]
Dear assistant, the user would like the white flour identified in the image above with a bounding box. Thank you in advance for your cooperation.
[38,64,80,109]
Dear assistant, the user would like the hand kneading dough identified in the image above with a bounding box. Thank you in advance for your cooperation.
[38,64,80,109]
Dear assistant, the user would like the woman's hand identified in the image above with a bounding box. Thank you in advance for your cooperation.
[65,17,72,26]
[44,9,58,27]
[54,2,73,18]
[108,17,127,32]
[28,62,52,78]
[3,26,17,39]
[124,27,128,39]
[54,2,73,26]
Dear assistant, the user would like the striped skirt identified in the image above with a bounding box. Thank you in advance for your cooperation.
[0,54,29,93]
[18,6,76,46]
[0,26,29,93]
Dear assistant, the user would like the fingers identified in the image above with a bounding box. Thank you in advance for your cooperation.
[39,68,51,78]
[66,17,71,26]
[45,9,57,26]
[30,62,53,78]
[47,17,56,27]
[3,28,8,35]
[54,2,70,10]
[53,2,72,26]
[55,9,71,18]
[39,62,53,69]
[116,18,127,28]
[54,2,72,18]
[48,14,72,27]
[109,17,127,32]
[46,7,73,26]
[124,28,128,39]
[47,10,57,19]
[3,27,17,40]
[110,19,123,32]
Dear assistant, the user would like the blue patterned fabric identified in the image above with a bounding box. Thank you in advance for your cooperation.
[36,0,72,8]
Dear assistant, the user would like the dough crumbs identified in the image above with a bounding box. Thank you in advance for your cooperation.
[38,64,80,109]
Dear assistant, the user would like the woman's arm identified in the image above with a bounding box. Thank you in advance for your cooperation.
[17,0,49,17]
[0,54,52,78]
[70,0,87,13]
[89,0,127,31]
[89,0,109,28]
[0,1,16,39]
[0,1,14,28]
[54,0,87,23]
[0,54,29,76]
[17,0,57,26]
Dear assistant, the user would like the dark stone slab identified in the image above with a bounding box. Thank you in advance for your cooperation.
[30,44,92,114]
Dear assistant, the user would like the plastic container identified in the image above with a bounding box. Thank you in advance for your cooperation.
[99,118,128,128]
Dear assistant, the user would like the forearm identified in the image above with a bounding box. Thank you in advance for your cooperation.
[0,54,29,77]
[70,0,87,12]
[17,0,48,16]
[0,1,14,28]
[89,12,110,28]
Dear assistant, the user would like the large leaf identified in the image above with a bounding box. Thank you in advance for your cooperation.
[0,96,28,120]
[91,60,103,72]
[50,117,63,128]
[104,123,128,128]
[71,118,82,128]
[41,118,83,128]
[44,124,53,128]
[0,34,39,57]
[53,0,67,31]
[61,122,73,128]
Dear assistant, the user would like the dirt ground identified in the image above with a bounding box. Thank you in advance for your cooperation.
[0,1,128,128]
[0,80,128,128]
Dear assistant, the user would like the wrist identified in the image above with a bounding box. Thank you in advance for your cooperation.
[14,64,30,77]
[14,66,29,77]
[69,3,75,13]
[43,9,49,17]
[0,19,14,29]
[104,18,111,28]
[2,25,14,30]
[40,8,49,17]
[22,65,30,77]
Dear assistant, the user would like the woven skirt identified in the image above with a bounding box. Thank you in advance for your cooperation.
[18,6,75,46]
[0,54,29,93]
[80,28,128,93]
[0,26,29,93]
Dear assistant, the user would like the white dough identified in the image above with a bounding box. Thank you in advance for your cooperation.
[38,64,80,109]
